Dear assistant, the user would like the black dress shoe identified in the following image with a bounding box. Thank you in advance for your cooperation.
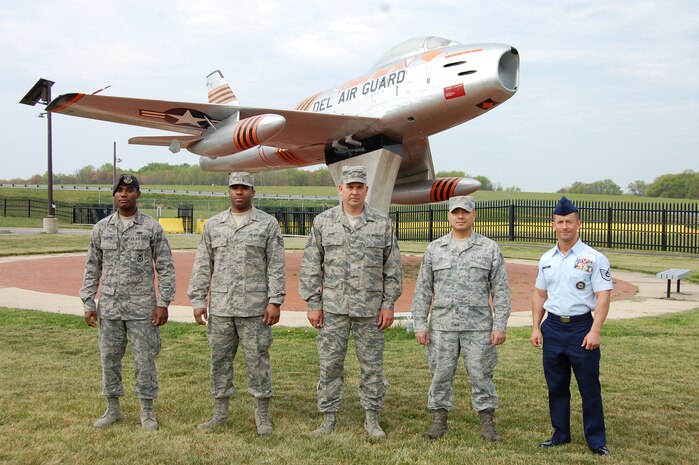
[592,446,610,456]
[539,439,569,449]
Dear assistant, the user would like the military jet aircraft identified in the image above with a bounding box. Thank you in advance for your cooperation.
[47,36,519,207]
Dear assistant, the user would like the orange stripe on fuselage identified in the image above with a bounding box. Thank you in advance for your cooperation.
[49,93,85,113]
[420,50,443,62]
[295,93,321,111]
[444,48,484,59]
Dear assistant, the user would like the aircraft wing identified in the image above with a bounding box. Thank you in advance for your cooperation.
[46,93,380,148]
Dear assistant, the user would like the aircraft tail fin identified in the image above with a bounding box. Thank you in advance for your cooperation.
[206,70,239,106]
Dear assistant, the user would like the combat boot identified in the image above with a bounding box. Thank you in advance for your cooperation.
[309,412,336,436]
[197,398,230,430]
[422,409,448,440]
[92,397,122,428]
[140,398,158,431]
[364,410,386,441]
[478,408,501,443]
[255,398,273,436]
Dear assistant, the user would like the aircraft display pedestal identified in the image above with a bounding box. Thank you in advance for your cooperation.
[43,217,58,234]
[328,147,402,213]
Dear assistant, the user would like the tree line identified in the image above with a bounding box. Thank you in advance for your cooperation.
[4,163,696,198]
[3,164,516,191]
[556,170,698,199]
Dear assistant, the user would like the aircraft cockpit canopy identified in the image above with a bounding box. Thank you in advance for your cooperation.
[372,36,457,69]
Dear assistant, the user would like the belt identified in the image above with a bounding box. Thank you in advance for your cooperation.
[547,312,592,324]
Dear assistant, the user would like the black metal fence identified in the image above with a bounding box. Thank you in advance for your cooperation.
[3,197,698,253]
[388,200,699,253]
[0,198,73,222]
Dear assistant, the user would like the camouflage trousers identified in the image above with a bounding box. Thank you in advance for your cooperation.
[207,315,273,399]
[316,312,387,412]
[426,330,499,412]
[98,318,161,399]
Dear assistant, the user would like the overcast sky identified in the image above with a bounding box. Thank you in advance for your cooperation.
[2,0,697,192]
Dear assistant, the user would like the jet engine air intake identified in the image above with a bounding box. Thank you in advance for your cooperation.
[498,48,519,92]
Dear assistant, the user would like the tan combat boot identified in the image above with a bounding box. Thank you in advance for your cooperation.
[422,409,448,440]
[197,397,230,430]
[478,408,501,442]
[255,398,273,436]
[364,410,386,441]
[140,398,158,431]
[93,397,122,428]
[310,412,337,436]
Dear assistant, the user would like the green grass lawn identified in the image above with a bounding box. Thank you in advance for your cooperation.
[0,309,696,465]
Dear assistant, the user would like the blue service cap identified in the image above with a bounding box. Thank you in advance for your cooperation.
[112,174,140,195]
[553,196,579,215]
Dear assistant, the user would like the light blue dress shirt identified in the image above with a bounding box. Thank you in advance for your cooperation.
[535,239,613,316]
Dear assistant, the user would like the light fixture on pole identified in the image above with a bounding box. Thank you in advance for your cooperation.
[20,78,57,233]
[112,141,123,186]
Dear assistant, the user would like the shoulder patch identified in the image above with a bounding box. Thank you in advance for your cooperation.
[600,269,611,281]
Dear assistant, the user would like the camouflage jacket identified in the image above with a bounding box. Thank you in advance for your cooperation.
[411,232,511,333]
[80,210,176,320]
[187,207,286,317]
[299,204,403,317]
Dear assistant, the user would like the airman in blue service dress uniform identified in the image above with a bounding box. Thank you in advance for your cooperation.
[530,196,612,456]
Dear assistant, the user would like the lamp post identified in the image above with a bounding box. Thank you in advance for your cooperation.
[112,142,122,186]
[112,142,123,210]
[20,78,57,233]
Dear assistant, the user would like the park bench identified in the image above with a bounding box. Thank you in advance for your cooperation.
[656,268,692,298]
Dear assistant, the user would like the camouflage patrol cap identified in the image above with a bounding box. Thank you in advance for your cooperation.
[112,174,140,195]
[341,165,367,184]
[228,171,254,187]
[448,195,476,212]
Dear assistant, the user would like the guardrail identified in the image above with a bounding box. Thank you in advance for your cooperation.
[0,183,336,201]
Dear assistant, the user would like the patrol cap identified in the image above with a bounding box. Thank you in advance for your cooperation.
[553,196,579,216]
[112,174,140,195]
[448,195,476,213]
[341,165,367,185]
[228,171,254,187]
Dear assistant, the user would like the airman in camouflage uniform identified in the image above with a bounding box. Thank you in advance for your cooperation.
[411,195,511,442]
[81,174,176,431]
[299,165,403,440]
[188,172,285,435]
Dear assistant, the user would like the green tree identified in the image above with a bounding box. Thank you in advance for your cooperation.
[436,170,466,177]
[558,179,622,195]
[627,180,648,196]
[473,175,493,191]
[646,170,699,199]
